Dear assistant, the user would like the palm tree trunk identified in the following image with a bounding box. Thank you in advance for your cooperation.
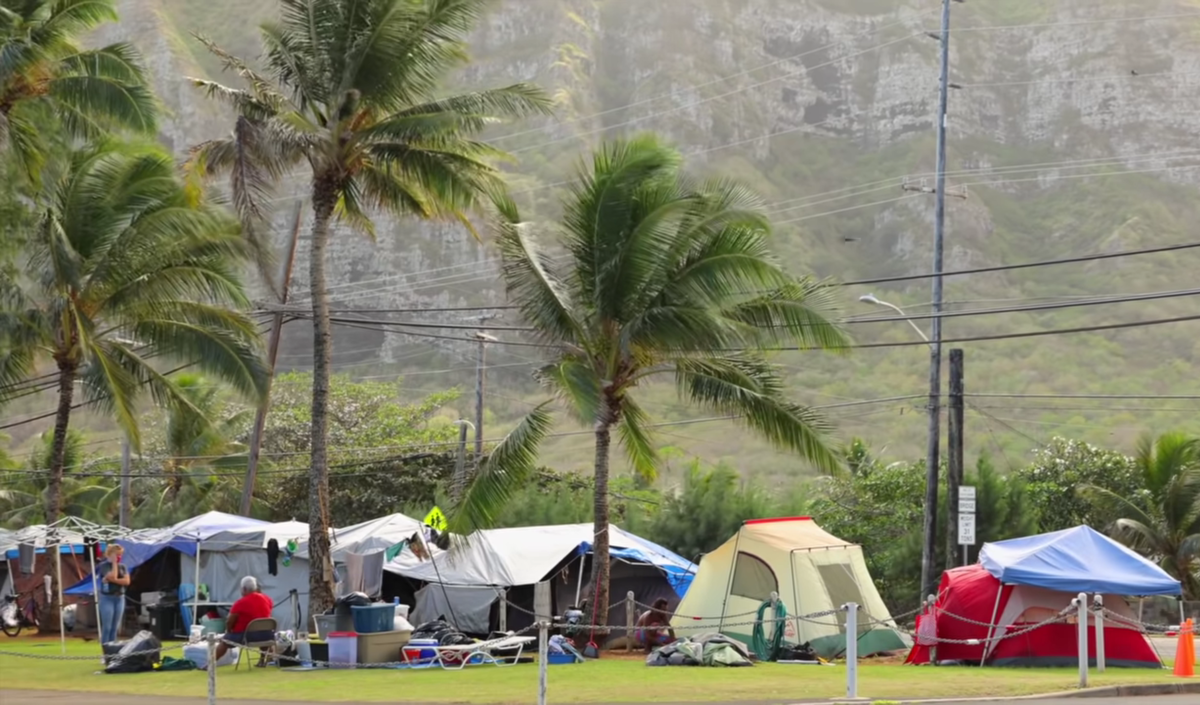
[588,402,614,636]
[44,359,77,634]
[306,175,337,617]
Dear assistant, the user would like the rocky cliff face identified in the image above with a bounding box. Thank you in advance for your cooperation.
[92,0,1200,458]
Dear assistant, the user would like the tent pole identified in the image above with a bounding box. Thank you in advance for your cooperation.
[982,583,1004,664]
[57,548,65,654]
[89,544,102,656]
[193,541,201,625]
[574,554,585,607]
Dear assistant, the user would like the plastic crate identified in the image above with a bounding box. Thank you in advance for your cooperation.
[327,632,358,669]
[351,604,394,634]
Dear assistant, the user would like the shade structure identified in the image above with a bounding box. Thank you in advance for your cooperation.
[297,512,423,563]
[979,525,1182,596]
[670,517,905,659]
[905,564,1163,668]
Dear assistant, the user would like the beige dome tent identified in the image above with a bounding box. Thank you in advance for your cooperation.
[670,517,905,659]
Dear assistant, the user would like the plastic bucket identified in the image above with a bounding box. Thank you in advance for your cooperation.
[327,632,358,669]
[313,614,337,641]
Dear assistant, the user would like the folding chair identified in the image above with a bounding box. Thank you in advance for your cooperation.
[234,618,278,670]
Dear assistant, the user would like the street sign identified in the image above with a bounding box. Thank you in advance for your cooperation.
[958,513,976,545]
[959,499,976,513]
[958,486,976,500]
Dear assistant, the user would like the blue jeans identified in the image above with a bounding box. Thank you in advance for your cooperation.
[98,593,125,644]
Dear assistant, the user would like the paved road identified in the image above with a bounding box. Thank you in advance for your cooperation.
[2,693,1198,705]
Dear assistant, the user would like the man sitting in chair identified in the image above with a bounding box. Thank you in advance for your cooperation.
[635,598,676,652]
[215,576,274,665]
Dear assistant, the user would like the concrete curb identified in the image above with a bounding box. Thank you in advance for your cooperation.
[857,680,1200,703]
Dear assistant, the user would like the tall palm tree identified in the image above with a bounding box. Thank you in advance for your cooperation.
[452,135,850,625]
[0,429,114,527]
[0,140,269,626]
[0,0,157,178]
[162,373,251,499]
[1084,432,1200,598]
[187,0,551,613]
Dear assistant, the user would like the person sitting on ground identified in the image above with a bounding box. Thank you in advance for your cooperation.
[635,598,676,652]
[214,576,274,665]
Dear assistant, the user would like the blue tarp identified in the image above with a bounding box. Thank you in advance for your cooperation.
[978,525,1182,596]
[577,531,696,597]
[64,511,268,595]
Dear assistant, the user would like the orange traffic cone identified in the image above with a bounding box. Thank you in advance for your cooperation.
[1173,618,1195,678]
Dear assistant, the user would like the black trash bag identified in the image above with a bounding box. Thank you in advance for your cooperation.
[104,630,161,674]
[778,642,819,661]
[333,592,371,630]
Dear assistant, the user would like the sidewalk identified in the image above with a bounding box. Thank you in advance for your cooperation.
[3,692,1199,705]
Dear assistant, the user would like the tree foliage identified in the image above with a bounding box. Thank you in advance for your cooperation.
[1017,436,1142,533]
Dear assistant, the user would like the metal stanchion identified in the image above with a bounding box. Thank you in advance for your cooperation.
[537,620,548,705]
[1093,594,1105,672]
[207,633,217,705]
[843,602,859,700]
[1075,593,1088,688]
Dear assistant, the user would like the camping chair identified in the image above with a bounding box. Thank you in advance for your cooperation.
[430,635,536,670]
[234,618,278,671]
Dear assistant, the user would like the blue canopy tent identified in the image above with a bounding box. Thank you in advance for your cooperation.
[979,525,1182,596]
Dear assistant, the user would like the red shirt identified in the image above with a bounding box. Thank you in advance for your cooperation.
[227,592,273,632]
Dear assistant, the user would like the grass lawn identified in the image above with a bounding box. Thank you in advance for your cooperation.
[0,637,1184,703]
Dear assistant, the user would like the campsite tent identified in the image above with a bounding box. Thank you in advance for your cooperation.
[671,517,905,659]
[383,523,696,639]
[297,512,423,564]
[905,526,1180,667]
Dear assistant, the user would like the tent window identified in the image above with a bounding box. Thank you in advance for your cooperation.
[817,563,864,630]
[730,552,777,602]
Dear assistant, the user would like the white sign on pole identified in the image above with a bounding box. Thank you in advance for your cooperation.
[958,486,976,501]
[959,499,976,513]
[957,513,976,545]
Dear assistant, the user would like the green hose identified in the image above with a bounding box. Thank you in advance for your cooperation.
[751,597,787,661]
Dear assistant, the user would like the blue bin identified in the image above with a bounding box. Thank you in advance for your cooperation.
[350,604,393,634]
[547,652,580,665]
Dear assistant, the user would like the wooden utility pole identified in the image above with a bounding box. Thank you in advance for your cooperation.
[239,205,304,516]
[471,319,497,461]
[947,348,965,569]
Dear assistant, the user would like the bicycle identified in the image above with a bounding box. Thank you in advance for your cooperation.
[1,591,40,637]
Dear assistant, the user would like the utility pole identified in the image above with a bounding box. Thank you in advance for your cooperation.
[240,204,304,516]
[451,420,473,502]
[918,0,963,602]
[471,319,497,461]
[119,438,131,528]
[947,348,965,568]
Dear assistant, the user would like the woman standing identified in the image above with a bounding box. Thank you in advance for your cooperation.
[96,545,130,644]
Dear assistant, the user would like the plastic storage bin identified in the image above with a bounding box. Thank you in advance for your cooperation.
[357,630,411,666]
[313,614,337,640]
[547,652,580,665]
[327,632,358,669]
[351,603,393,634]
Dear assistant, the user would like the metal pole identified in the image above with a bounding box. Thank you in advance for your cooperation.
[843,602,859,700]
[921,0,953,603]
[474,334,486,459]
[89,544,102,655]
[948,349,964,568]
[1093,594,1105,672]
[537,620,549,705]
[241,204,303,516]
[626,591,636,653]
[119,439,131,528]
[207,632,217,705]
[1076,593,1088,688]
[499,588,507,633]
[56,548,65,654]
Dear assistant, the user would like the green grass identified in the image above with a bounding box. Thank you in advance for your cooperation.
[0,638,1184,703]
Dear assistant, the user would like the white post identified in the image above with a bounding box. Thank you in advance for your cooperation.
[1075,593,1088,688]
[843,602,859,700]
[537,620,549,705]
[193,542,202,625]
[498,589,507,633]
[1093,594,1105,673]
[927,593,938,665]
[89,545,103,661]
[206,632,217,705]
[56,549,66,654]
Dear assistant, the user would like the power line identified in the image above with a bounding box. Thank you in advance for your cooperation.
[968,393,1200,401]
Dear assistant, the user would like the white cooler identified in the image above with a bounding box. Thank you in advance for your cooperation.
[183,642,239,669]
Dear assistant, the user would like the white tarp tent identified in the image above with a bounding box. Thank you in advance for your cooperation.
[181,520,310,632]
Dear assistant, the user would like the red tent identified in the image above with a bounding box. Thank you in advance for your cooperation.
[906,564,1161,668]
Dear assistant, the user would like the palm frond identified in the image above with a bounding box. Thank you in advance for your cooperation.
[674,354,842,474]
[722,279,851,351]
[447,402,554,534]
[617,396,657,482]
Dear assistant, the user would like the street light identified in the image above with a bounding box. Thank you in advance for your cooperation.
[859,294,930,344]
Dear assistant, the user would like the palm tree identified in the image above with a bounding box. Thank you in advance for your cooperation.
[187,0,551,613]
[452,135,849,626]
[162,373,251,499]
[0,0,157,178]
[0,140,269,626]
[1084,432,1200,598]
[0,429,114,527]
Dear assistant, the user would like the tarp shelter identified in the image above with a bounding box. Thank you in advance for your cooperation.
[181,520,310,631]
[4,518,133,652]
[906,526,1180,667]
[383,523,697,639]
[298,512,424,564]
[671,517,905,659]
